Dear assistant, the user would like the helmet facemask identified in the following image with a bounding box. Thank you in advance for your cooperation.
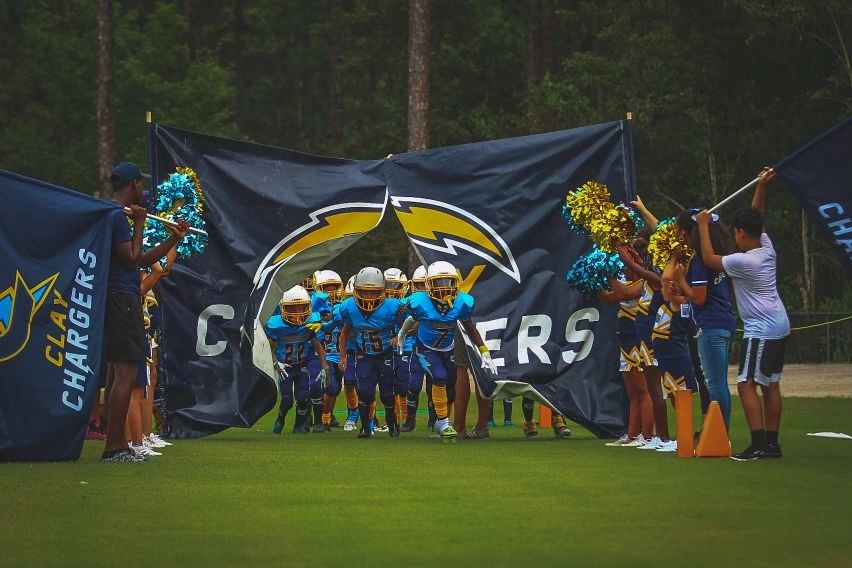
[384,279,408,299]
[355,285,385,312]
[426,275,459,303]
[280,300,311,326]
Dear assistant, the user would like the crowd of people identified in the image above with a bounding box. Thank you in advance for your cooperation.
[97,160,790,463]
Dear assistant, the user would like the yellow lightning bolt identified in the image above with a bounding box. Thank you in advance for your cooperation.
[273,211,383,264]
[394,207,503,257]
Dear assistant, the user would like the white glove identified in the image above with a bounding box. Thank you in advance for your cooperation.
[396,334,405,355]
[275,361,289,377]
[316,368,329,389]
[481,352,498,375]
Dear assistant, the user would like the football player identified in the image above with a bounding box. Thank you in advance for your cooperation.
[385,267,418,428]
[338,268,404,438]
[311,270,344,432]
[265,285,328,434]
[397,261,498,441]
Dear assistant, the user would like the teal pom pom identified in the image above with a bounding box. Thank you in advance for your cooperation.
[566,246,625,293]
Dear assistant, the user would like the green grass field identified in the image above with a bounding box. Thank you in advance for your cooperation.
[3,396,851,567]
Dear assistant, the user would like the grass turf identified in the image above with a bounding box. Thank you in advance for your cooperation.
[2,396,851,567]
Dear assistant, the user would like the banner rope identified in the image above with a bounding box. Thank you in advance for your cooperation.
[735,314,852,333]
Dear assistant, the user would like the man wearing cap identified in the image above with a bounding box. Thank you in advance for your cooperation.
[101,162,188,463]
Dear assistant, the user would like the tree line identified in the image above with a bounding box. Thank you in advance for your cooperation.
[0,0,850,311]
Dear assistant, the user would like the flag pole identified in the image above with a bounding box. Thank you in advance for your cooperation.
[708,177,760,213]
[123,208,209,237]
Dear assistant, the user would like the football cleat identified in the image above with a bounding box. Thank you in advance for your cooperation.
[357,429,372,439]
[292,425,311,434]
[523,421,538,438]
[552,415,572,438]
[400,417,416,433]
[272,417,284,434]
[440,424,458,442]
[313,423,329,433]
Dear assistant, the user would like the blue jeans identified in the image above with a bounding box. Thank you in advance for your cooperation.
[696,328,732,429]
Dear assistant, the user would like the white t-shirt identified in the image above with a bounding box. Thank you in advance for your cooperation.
[721,233,790,339]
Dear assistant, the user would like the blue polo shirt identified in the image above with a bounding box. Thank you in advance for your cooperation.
[108,209,142,297]
[687,256,735,332]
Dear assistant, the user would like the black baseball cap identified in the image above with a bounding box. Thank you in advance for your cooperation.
[111,161,151,190]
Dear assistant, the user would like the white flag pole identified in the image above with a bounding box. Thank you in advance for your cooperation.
[708,177,760,213]
[123,207,209,237]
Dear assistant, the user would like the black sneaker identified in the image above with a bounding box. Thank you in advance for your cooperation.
[765,443,782,458]
[313,423,329,433]
[330,415,341,428]
[400,418,416,433]
[730,445,770,461]
[292,425,311,434]
[357,429,372,439]
[388,422,400,438]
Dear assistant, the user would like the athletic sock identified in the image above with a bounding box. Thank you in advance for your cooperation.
[766,430,779,446]
[522,397,535,422]
[503,398,513,422]
[385,405,398,428]
[398,395,408,422]
[312,400,323,425]
[345,386,359,411]
[751,429,767,448]
[322,412,332,426]
[431,384,448,420]
[358,402,371,433]
[406,393,419,418]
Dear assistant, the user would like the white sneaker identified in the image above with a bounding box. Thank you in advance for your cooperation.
[623,433,649,447]
[343,419,357,432]
[143,436,167,449]
[130,443,162,457]
[375,424,389,433]
[149,434,172,446]
[605,434,631,447]
[656,440,678,452]
[637,436,664,450]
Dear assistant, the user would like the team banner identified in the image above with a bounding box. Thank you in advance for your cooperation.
[0,170,114,461]
[386,121,635,436]
[775,116,852,272]
[149,125,387,438]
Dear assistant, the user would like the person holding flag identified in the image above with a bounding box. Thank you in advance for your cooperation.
[696,167,790,461]
[101,162,188,463]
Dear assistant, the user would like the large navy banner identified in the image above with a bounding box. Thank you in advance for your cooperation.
[153,120,633,438]
[775,116,852,272]
[386,121,635,436]
[0,170,114,461]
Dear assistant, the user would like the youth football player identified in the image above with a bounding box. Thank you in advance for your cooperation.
[338,268,405,438]
[397,261,498,441]
[266,285,329,434]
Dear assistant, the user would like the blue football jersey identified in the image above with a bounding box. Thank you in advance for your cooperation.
[338,297,403,355]
[316,304,342,364]
[265,312,321,366]
[310,291,332,315]
[406,291,474,352]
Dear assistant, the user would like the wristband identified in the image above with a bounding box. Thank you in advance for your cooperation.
[478,344,490,355]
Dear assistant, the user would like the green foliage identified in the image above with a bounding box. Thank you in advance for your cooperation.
[0,0,849,304]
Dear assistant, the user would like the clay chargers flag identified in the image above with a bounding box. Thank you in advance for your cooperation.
[0,170,113,461]
[385,120,635,436]
[775,116,852,272]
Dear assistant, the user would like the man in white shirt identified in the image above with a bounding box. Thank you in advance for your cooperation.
[696,167,789,461]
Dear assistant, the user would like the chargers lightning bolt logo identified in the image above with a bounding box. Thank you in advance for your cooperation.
[0,272,59,362]
[390,196,521,284]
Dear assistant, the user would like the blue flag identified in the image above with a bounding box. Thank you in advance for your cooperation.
[775,116,852,272]
[0,170,114,461]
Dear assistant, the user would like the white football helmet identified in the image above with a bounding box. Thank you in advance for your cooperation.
[383,268,409,299]
[342,275,356,299]
[426,261,460,302]
[280,285,312,326]
[353,267,386,312]
[411,265,427,292]
[314,269,343,302]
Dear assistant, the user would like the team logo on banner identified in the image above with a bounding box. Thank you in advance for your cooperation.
[0,271,58,362]
[254,201,388,288]
[390,196,521,284]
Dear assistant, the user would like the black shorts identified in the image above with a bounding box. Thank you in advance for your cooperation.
[104,292,146,362]
[453,337,470,368]
[738,336,788,387]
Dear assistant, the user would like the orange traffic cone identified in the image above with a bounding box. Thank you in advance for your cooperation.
[695,401,732,458]
[675,390,694,458]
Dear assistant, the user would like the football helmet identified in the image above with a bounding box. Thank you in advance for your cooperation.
[353,267,386,312]
[426,261,460,302]
[279,285,312,326]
